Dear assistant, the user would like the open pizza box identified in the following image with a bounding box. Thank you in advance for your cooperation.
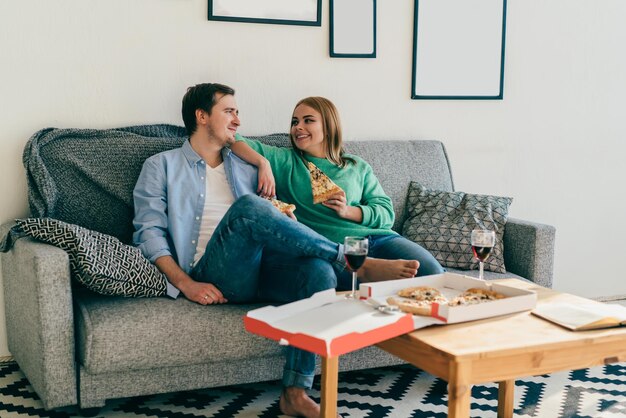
[244,273,536,358]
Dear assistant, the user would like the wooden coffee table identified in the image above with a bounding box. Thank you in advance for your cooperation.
[320,279,626,417]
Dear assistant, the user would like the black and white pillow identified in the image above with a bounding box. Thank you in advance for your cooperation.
[15,218,167,297]
[401,182,512,273]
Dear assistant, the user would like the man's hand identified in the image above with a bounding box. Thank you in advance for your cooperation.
[155,255,228,305]
[257,159,276,198]
[180,280,228,305]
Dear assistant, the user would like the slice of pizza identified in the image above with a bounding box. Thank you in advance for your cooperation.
[306,161,344,204]
[448,287,506,306]
[386,297,434,316]
[386,286,449,316]
[264,197,296,214]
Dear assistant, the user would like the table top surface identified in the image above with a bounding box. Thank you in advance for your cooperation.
[399,279,626,359]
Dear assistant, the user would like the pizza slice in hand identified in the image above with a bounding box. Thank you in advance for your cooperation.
[263,197,296,214]
[306,161,344,204]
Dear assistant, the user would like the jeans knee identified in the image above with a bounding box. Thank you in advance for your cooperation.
[301,259,336,294]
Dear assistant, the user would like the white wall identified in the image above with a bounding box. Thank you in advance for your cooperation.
[1,0,625,356]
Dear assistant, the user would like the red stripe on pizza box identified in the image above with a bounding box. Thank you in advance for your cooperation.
[244,316,329,356]
[431,303,448,323]
[244,312,415,358]
[328,313,415,357]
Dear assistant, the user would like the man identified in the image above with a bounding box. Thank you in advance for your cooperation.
[133,83,346,418]
[134,83,418,417]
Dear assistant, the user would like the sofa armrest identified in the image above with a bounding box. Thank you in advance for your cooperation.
[502,217,556,288]
[0,222,78,409]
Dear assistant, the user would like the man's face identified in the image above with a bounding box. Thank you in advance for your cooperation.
[201,94,240,146]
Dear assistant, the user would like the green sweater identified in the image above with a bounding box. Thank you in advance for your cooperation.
[236,135,396,244]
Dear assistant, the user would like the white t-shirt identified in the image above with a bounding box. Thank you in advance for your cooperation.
[193,163,235,265]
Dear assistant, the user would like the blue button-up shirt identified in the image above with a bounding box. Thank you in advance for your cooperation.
[132,140,258,298]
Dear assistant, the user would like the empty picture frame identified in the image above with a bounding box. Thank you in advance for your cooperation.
[330,0,376,58]
[412,0,507,100]
[208,0,322,26]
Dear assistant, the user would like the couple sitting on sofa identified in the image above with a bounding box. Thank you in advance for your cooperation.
[132,82,444,418]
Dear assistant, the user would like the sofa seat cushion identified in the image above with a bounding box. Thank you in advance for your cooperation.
[75,291,282,374]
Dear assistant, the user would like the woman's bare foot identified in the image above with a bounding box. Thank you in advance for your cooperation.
[279,387,320,418]
[358,258,419,282]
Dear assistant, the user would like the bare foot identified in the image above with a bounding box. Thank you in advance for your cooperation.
[279,387,320,418]
[358,258,419,282]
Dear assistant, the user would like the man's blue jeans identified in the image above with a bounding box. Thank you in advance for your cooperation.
[191,194,345,389]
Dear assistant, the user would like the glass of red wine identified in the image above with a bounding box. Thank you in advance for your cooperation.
[344,236,368,299]
[471,229,496,280]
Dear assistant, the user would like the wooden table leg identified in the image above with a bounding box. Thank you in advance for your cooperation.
[497,379,515,418]
[448,361,471,418]
[320,356,339,418]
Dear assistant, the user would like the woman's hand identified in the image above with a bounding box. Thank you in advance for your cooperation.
[322,191,363,222]
[257,159,276,198]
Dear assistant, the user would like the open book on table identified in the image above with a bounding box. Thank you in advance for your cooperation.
[532,302,626,331]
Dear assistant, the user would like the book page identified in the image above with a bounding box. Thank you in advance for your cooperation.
[533,303,626,331]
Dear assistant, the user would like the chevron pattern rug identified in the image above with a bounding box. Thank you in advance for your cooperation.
[0,362,624,417]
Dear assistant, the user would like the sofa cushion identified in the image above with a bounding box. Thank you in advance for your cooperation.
[401,182,512,273]
[75,292,281,373]
[15,218,167,297]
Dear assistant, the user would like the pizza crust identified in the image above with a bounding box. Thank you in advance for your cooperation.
[386,297,434,316]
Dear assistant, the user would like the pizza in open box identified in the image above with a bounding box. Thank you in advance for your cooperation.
[387,285,507,316]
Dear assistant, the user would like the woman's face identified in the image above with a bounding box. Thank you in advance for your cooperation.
[291,104,325,158]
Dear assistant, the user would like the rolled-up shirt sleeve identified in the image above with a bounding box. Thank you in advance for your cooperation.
[133,157,172,263]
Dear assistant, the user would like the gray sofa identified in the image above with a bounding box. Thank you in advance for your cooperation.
[0,125,556,411]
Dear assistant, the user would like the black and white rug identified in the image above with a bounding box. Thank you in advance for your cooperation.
[0,361,624,417]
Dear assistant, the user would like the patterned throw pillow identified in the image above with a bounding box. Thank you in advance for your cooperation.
[401,182,512,273]
[15,218,166,297]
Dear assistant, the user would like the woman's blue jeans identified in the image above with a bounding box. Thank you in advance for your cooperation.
[191,194,344,389]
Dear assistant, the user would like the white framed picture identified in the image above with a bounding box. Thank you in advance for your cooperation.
[412,0,507,99]
[330,0,376,58]
[209,0,322,26]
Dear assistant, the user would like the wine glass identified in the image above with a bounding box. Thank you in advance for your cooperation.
[471,229,496,280]
[344,237,368,299]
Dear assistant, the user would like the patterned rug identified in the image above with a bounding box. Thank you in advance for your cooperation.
[0,361,624,417]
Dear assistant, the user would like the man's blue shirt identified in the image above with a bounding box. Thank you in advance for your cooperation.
[132,140,258,298]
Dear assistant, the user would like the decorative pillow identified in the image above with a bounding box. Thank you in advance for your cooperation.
[15,218,167,297]
[401,182,512,273]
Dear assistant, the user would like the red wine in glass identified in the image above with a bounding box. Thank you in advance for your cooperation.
[344,237,369,299]
[345,252,367,271]
[472,246,493,262]
[470,230,496,280]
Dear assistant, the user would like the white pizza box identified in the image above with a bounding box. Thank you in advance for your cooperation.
[244,273,536,358]
[245,289,441,358]
[360,272,537,324]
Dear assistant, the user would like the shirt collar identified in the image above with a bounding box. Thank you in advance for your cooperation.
[181,139,202,166]
[181,138,232,166]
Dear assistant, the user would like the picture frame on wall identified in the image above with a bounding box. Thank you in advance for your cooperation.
[208,0,322,26]
[330,0,376,58]
[412,0,507,100]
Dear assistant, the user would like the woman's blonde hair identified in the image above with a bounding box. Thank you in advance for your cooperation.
[290,96,354,167]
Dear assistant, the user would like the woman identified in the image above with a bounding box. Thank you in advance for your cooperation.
[232,96,444,288]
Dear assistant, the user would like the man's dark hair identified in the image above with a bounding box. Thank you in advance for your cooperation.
[181,83,235,136]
